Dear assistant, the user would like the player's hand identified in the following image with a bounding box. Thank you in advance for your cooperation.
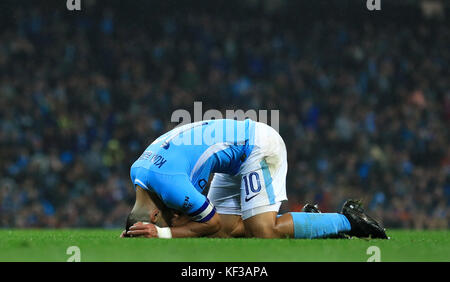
[126,222,158,238]
[119,230,128,238]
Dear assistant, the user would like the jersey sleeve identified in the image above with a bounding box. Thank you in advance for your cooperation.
[147,172,217,223]
[161,174,216,223]
[130,166,151,190]
[187,197,216,223]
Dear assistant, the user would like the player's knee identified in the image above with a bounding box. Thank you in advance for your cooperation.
[246,222,281,239]
[243,211,284,238]
[254,230,278,239]
[206,213,222,235]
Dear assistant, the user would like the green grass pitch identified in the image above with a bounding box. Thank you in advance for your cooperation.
[0,229,449,262]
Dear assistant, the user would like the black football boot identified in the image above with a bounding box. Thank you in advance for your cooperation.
[341,199,388,239]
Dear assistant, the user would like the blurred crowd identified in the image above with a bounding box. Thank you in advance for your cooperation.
[0,1,449,229]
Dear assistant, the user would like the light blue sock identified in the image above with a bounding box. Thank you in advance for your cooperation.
[290,212,351,239]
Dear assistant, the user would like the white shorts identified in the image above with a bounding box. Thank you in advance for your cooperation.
[207,122,288,220]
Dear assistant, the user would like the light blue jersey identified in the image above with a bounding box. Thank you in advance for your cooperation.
[130,119,256,222]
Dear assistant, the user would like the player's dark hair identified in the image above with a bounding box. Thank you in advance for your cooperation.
[125,212,149,232]
[124,189,175,233]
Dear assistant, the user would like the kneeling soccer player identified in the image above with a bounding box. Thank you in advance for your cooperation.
[122,119,387,239]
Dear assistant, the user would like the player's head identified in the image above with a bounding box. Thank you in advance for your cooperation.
[124,186,190,233]
[125,186,173,231]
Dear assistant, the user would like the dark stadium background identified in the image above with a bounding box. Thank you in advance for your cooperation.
[0,0,448,230]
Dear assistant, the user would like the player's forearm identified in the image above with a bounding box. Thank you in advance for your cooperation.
[170,213,222,238]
